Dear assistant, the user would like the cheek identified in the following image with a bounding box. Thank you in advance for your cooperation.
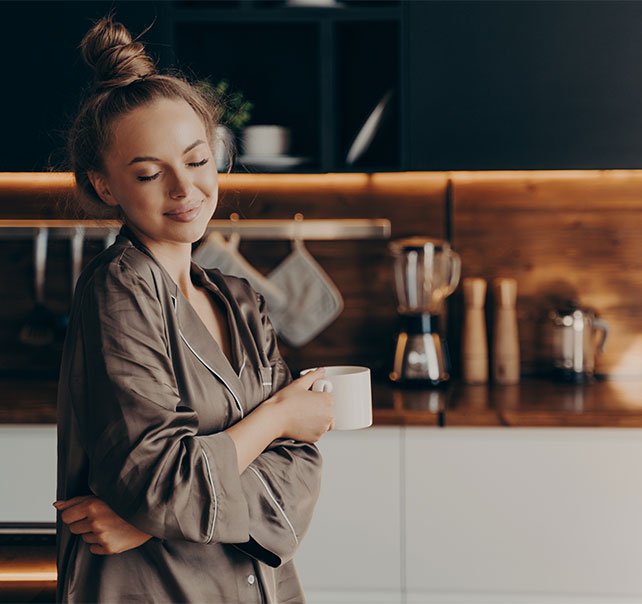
[200,169,218,200]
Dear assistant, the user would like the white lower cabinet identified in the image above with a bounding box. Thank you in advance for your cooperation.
[0,424,57,523]
[5,425,642,604]
[404,427,642,603]
[296,427,403,604]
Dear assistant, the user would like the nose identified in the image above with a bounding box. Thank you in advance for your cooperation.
[168,167,192,200]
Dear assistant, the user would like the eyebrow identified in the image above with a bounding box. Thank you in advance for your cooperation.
[127,139,206,165]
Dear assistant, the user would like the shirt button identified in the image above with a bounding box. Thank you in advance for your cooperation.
[247,574,255,585]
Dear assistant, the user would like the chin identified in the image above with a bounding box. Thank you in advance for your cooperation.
[175,224,209,244]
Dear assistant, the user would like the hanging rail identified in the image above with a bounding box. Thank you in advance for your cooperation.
[0,214,391,241]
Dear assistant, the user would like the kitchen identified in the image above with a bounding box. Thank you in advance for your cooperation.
[2,1,642,603]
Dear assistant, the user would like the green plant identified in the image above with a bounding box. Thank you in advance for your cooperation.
[196,78,253,133]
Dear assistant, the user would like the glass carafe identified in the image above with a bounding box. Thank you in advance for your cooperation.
[389,237,461,315]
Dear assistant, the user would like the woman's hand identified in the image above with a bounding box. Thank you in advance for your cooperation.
[268,368,334,443]
[54,495,153,555]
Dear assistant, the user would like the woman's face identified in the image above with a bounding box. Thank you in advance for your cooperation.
[89,97,218,250]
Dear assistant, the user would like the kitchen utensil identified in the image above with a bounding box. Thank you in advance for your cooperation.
[301,365,372,430]
[492,278,520,385]
[104,228,117,249]
[388,237,461,385]
[237,155,310,170]
[346,89,393,165]
[462,277,489,385]
[242,125,291,157]
[55,227,86,337]
[214,125,234,172]
[19,228,56,347]
[70,226,85,295]
[267,237,344,347]
[548,304,609,383]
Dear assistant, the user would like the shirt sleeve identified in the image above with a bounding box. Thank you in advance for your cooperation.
[234,292,323,568]
[75,256,250,544]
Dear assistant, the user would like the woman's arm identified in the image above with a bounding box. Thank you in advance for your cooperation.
[56,369,332,555]
[225,367,331,474]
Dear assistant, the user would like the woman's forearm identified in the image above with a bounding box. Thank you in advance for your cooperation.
[224,400,283,474]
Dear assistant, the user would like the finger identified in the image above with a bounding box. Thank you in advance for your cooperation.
[89,544,108,556]
[61,503,92,526]
[68,518,94,535]
[53,495,93,511]
[81,532,101,544]
[295,367,326,390]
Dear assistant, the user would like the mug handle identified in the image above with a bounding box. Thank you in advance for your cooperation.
[593,318,609,353]
[312,379,333,393]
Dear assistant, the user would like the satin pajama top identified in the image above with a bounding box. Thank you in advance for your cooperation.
[56,223,322,603]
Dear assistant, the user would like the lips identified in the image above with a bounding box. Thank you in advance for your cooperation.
[163,200,205,224]
[164,201,203,216]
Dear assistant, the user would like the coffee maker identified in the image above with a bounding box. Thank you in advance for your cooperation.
[388,237,461,385]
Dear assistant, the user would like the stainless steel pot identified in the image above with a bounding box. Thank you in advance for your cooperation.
[548,306,608,382]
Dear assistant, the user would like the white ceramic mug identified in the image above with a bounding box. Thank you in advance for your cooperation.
[301,366,373,431]
[242,125,291,156]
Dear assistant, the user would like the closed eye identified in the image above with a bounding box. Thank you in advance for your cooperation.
[137,158,210,182]
[188,158,210,168]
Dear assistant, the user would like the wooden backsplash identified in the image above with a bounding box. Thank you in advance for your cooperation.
[450,171,642,378]
[1,170,641,380]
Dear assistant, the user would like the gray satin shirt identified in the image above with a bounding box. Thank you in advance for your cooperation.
[56,224,322,603]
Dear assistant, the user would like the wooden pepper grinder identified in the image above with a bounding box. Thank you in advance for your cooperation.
[492,278,521,385]
[462,277,489,384]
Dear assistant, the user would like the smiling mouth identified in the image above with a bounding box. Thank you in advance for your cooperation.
[164,200,203,216]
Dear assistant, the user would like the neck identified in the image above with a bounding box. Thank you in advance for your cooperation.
[124,221,197,299]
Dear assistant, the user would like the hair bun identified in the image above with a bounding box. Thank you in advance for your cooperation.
[81,15,156,90]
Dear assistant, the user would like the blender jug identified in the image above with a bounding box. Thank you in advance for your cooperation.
[389,237,461,384]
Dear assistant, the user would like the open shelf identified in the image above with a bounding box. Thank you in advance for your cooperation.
[170,0,403,172]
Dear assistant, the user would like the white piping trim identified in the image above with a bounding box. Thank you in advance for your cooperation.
[199,443,217,544]
[238,358,246,378]
[248,465,298,545]
[179,331,244,419]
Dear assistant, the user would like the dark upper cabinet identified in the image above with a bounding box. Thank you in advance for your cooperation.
[4,0,642,172]
[407,0,642,170]
[171,0,402,172]
[0,0,172,173]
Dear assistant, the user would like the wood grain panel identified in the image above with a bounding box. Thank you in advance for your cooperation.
[0,172,447,382]
[451,171,642,377]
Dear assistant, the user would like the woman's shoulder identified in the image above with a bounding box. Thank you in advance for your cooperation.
[77,240,162,301]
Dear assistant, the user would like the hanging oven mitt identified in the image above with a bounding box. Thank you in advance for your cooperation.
[267,238,344,347]
[192,231,288,312]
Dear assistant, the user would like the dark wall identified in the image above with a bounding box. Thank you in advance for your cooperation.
[408,0,642,170]
[0,1,171,172]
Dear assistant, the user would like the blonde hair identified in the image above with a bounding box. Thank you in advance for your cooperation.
[66,12,222,220]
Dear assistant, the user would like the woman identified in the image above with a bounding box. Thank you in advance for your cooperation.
[54,14,334,604]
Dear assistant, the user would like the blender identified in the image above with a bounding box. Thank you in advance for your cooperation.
[388,237,461,385]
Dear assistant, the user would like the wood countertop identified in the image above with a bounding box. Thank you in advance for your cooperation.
[1,377,641,427]
[0,543,56,601]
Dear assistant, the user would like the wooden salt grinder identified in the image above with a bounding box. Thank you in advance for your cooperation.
[492,278,521,385]
[462,277,489,385]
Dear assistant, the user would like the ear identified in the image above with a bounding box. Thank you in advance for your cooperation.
[87,170,118,208]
